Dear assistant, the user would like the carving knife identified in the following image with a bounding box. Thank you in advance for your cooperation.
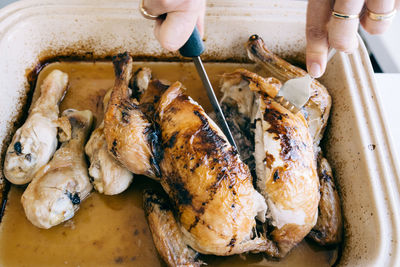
[179,28,238,150]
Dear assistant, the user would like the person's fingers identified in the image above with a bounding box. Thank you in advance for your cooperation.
[395,0,400,9]
[148,0,205,51]
[154,10,199,51]
[196,0,206,38]
[361,0,396,34]
[328,0,364,53]
[306,0,331,78]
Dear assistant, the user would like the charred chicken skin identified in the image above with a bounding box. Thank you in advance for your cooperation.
[104,53,160,179]
[21,109,93,229]
[4,70,68,185]
[221,70,319,258]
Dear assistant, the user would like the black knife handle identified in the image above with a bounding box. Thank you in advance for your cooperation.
[179,27,205,58]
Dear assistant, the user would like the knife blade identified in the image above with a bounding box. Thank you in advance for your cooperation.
[179,28,238,150]
[192,56,238,149]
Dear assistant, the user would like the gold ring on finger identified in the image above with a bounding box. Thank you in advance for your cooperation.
[367,8,397,21]
[139,0,159,20]
[331,11,360,20]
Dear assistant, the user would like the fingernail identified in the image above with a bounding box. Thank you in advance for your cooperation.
[309,63,322,78]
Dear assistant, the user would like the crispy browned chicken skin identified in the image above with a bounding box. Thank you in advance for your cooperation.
[155,81,269,256]
[104,53,160,178]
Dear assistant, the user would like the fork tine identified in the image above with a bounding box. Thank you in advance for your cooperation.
[274,96,300,114]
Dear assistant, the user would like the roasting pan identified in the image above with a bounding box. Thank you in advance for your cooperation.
[0,0,399,266]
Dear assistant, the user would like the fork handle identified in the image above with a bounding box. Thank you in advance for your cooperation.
[327,48,337,62]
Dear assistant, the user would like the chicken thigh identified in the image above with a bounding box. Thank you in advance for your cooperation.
[4,70,68,185]
[21,109,93,229]
[246,35,342,246]
[147,81,269,259]
[104,53,160,178]
[220,70,319,258]
[85,90,133,195]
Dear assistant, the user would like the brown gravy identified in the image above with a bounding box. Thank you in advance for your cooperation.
[0,61,338,267]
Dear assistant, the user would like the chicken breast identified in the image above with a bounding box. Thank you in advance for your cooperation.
[220,70,319,258]
[220,69,280,176]
[21,109,93,229]
[246,35,343,247]
[4,70,68,185]
[85,90,133,195]
[104,53,160,178]
[155,81,269,256]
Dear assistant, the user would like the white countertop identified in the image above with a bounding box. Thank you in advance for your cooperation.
[360,15,400,73]
[375,73,400,162]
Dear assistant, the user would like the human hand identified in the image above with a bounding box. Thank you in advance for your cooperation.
[306,0,399,78]
[139,0,206,51]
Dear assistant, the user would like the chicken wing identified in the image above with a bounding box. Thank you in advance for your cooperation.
[4,70,68,185]
[85,90,133,195]
[246,35,343,247]
[155,81,269,256]
[21,109,93,229]
[308,155,343,245]
[144,190,202,267]
[220,70,319,258]
[104,53,160,178]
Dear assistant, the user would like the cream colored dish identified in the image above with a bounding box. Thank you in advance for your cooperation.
[0,0,399,266]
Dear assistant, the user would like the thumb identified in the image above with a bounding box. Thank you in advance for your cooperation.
[154,11,199,51]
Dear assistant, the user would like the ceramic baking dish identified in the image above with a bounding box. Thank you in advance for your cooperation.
[0,0,399,266]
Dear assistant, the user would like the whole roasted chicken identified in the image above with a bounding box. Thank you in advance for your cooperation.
[4,70,68,185]
[246,35,342,246]
[21,109,93,229]
[85,90,133,195]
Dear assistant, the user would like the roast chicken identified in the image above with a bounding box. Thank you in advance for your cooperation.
[220,69,319,257]
[85,90,133,195]
[245,34,342,246]
[21,109,93,229]
[151,81,270,257]
[104,53,161,179]
[4,70,68,185]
